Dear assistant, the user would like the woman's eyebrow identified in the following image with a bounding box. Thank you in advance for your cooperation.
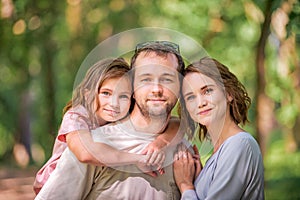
[183,84,214,97]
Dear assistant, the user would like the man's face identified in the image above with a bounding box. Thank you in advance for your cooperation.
[133,51,180,118]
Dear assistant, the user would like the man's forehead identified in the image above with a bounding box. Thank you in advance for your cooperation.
[134,64,177,77]
[135,51,177,66]
[135,51,177,72]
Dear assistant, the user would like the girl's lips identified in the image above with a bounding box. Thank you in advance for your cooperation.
[104,109,120,115]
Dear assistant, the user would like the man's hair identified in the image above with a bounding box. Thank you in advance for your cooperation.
[130,41,185,74]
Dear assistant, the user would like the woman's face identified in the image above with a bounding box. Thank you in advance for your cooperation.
[96,76,132,122]
[182,72,228,128]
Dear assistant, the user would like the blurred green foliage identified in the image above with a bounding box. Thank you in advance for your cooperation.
[0,0,299,198]
[265,139,300,199]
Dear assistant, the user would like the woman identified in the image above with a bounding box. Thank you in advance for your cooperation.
[173,57,264,199]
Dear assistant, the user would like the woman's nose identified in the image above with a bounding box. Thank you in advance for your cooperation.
[197,95,207,108]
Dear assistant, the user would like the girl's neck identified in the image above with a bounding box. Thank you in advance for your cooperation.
[96,116,107,126]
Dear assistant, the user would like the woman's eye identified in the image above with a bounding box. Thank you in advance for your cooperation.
[204,88,213,95]
[186,95,195,101]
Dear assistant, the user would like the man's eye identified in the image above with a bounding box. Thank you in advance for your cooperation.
[160,78,173,84]
[141,78,152,83]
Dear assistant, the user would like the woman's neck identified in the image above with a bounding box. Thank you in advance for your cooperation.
[210,118,243,153]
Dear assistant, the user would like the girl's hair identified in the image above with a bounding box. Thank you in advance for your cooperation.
[179,57,251,140]
[63,58,131,126]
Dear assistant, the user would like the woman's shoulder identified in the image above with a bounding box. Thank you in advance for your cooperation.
[221,132,261,157]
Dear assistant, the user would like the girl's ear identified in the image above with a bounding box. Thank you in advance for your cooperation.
[84,89,90,101]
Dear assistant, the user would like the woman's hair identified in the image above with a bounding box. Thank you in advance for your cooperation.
[179,57,251,141]
[63,58,131,126]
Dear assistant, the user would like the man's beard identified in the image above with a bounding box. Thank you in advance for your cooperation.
[135,100,173,119]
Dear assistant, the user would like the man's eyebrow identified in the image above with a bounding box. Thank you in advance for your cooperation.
[136,73,152,77]
[162,72,176,76]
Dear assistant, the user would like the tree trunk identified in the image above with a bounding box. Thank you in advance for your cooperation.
[15,89,33,166]
[42,39,57,137]
[255,0,276,157]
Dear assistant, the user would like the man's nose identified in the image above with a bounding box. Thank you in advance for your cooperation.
[151,81,163,94]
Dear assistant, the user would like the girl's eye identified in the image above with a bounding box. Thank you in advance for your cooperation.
[119,94,130,99]
[100,91,111,96]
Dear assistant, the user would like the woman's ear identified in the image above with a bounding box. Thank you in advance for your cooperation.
[227,93,233,103]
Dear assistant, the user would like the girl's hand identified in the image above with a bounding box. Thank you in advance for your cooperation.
[136,161,158,177]
[142,141,166,171]
[173,144,196,194]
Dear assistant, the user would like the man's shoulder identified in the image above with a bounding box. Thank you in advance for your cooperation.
[92,116,131,133]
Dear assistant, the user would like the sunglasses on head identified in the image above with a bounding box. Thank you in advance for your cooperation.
[135,41,180,54]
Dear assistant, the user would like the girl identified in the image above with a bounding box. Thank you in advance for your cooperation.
[34,58,167,194]
[173,57,264,199]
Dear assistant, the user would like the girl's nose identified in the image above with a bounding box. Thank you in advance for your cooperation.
[110,96,119,108]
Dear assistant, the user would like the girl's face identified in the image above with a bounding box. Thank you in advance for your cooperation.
[96,76,132,122]
[182,72,229,128]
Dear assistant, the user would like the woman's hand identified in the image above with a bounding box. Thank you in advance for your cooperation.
[173,144,196,194]
[192,145,202,179]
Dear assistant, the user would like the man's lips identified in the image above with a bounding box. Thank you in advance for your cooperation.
[147,98,166,103]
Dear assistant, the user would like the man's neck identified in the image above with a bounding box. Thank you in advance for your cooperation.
[129,109,170,134]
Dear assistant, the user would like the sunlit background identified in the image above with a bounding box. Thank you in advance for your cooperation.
[0,0,299,199]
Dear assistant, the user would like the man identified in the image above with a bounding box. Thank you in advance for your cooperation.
[36,41,185,200]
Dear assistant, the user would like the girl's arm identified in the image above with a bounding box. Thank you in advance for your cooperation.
[66,130,146,166]
[140,117,183,172]
[142,117,183,157]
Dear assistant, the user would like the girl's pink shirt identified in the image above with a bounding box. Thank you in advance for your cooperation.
[33,105,95,194]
